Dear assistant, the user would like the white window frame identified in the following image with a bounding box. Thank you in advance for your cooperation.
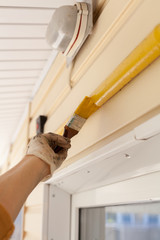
[71,171,160,240]
[42,114,160,240]
[42,184,71,240]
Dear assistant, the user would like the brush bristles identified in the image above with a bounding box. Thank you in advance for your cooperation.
[67,114,86,132]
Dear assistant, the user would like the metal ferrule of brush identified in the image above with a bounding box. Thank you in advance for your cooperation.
[67,114,86,131]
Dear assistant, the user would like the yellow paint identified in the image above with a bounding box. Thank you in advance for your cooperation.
[73,25,160,119]
[91,24,160,106]
[74,96,100,119]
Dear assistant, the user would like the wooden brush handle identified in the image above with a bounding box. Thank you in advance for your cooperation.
[54,125,78,153]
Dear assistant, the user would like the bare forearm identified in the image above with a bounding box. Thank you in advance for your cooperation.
[0,132,70,222]
[0,155,50,221]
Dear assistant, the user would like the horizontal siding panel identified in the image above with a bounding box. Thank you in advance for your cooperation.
[29,84,71,137]
[33,67,71,117]
[9,147,25,167]
[0,61,46,70]
[71,0,138,87]
[0,8,54,24]
[29,120,36,138]
[26,183,44,206]
[24,205,43,237]
[29,67,71,137]
[30,53,65,117]
[0,39,51,50]
[9,143,27,167]
[65,62,160,164]
[8,120,28,164]
[23,232,40,240]
[0,50,51,60]
[45,0,160,160]
[0,25,47,38]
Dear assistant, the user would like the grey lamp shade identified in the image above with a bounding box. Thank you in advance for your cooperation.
[46,5,77,52]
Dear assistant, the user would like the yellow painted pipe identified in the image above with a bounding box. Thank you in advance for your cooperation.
[58,25,160,140]
[91,24,160,107]
[75,24,160,120]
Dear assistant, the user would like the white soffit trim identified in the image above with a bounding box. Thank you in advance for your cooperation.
[47,114,160,193]
[134,114,160,140]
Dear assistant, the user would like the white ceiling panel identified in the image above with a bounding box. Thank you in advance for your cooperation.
[0,8,54,24]
[0,78,37,86]
[0,85,33,93]
[0,51,51,60]
[0,39,51,50]
[0,1,73,165]
[0,102,28,109]
[0,109,24,115]
[0,61,46,70]
[0,0,75,8]
[0,98,28,104]
[0,110,24,115]
[0,70,41,78]
[0,108,25,114]
[0,25,47,38]
[1,117,20,123]
[0,123,18,128]
[0,91,32,99]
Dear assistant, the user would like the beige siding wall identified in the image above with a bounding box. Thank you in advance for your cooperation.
[1,0,160,239]
[9,118,29,168]
[24,184,44,240]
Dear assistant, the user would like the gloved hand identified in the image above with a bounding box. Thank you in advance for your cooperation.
[26,132,71,180]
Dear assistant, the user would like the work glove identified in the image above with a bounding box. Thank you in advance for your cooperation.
[26,132,71,180]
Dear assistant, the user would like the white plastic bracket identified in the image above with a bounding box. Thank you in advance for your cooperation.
[65,0,93,65]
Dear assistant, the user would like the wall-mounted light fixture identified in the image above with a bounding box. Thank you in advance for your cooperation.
[46,1,93,65]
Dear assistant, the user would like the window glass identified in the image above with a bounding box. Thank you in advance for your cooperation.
[79,202,160,240]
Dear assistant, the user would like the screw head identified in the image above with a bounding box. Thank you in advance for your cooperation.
[125,154,131,159]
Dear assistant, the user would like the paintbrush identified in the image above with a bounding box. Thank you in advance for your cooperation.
[54,96,99,152]
[54,24,160,152]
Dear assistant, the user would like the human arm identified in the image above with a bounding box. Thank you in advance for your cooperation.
[0,133,71,222]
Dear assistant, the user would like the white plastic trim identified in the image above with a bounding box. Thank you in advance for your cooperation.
[66,0,93,65]
[41,184,49,240]
[47,114,160,194]
[64,3,89,58]
[134,114,160,140]
[47,131,137,186]
[71,171,160,240]
[63,3,83,56]
[44,114,160,239]
[67,3,89,57]
[42,185,71,240]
